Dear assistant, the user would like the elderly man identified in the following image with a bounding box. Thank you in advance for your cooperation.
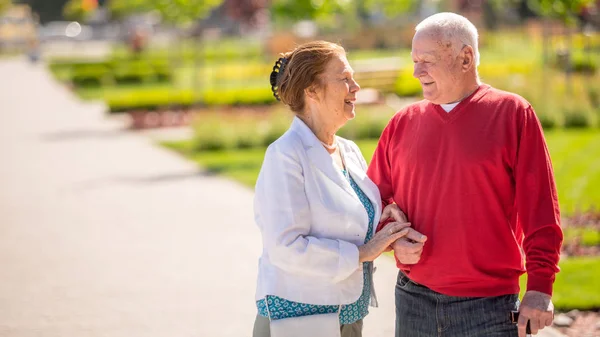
[367,13,563,337]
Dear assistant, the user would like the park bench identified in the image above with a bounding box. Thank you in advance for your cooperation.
[351,57,403,94]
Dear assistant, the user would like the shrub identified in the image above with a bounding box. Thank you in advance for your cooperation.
[105,86,276,112]
[587,82,600,109]
[234,122,266,149]
[48,63,73,82]
[212,63,271,82]
[564,110,593,129]
[202,87,275,106]
[262,128,286,146]
[191,115,236,151]
[538,113,558,129]
[395,69,421,97]
[339,106,395,140]
[572,57,597,74]
[110,59,174,85]
[187,108,295,151]
[356,117,388,139]
[112,60,155,84]
[109,39,263,63]
[190,112,289,151]
[260,114,292,146]
[71,62,111,87]
[107,88,195,112]
[478,62,537,78]
[48,57,174,88]
[152,60,172,82]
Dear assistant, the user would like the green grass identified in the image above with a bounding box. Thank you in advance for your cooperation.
[378,254,600,310]
[357,130,600,214]
[162,141,266,187]
[543,130,600,213]
[162,129,600,214]
[518,257,600,310]
[380,251,600,310]
[564,227,600,247]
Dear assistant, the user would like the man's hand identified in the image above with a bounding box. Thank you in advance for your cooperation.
[392,230,427,264]
[518,291,554,337]
[380,203,408,223]
[380,204,409,252]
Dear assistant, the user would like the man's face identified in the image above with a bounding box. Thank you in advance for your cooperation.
[411,30,465,104]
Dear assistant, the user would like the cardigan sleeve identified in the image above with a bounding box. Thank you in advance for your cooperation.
[254,143,361,283]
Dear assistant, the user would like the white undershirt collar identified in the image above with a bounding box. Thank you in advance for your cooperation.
[440,102,460,113]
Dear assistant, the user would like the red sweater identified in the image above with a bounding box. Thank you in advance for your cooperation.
[367,85,563,297]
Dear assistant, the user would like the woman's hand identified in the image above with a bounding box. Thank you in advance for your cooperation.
[358,222,411,263]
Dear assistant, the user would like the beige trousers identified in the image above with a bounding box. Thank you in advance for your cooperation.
[252,314,363,337]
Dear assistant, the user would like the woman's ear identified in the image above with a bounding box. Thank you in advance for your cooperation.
[305,85,320,102]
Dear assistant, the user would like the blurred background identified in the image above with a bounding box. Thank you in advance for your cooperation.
[0,0,599,336]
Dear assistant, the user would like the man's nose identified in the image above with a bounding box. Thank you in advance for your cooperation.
[413,64,425,79]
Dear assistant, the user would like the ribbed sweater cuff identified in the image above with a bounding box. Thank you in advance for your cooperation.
[526,274,554,296]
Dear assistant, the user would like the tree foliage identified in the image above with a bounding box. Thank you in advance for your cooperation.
[107,0,152,20]
[13,0,69,23]
[107,0,221,24]
[62,0,97,21]
[0,0,12,14]
[361,0,416,16]
[270,0,417,23]
[526,0,595,25]
[224,0,269,27]
[270,0,348,21]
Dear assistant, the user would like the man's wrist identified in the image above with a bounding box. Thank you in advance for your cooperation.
[526,274,554,296]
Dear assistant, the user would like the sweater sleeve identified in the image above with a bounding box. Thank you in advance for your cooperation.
[514,106,563,295]
[367,117,397,232]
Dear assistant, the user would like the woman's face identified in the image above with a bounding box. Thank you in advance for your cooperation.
[312,54,360,127]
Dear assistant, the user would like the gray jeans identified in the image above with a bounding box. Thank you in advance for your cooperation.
[253,314,363,337]
[395,271,519,337]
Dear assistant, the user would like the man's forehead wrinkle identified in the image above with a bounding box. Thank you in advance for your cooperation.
[416,27,455,50]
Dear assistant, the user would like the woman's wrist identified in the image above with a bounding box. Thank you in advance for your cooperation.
[358,245,368,263]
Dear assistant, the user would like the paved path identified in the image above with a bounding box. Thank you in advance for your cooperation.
[0,58,564,337]
[0,58,263,337]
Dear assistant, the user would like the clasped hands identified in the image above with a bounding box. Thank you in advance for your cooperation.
[380,203,427,264]
[358,204,427,263]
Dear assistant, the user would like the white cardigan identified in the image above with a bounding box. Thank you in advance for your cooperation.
[254,117,382,306]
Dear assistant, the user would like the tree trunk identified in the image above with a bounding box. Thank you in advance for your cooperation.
[564,24,572,94]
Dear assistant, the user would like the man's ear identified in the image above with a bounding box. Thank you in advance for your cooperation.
[461,45,475,71]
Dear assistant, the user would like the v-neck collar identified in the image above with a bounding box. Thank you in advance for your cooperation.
[431,84,490,123]
[288,117,383,222]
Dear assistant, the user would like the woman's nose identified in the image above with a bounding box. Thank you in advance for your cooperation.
[351,78,360,93]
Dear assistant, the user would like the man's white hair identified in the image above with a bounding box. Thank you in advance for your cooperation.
[415,12,480,67]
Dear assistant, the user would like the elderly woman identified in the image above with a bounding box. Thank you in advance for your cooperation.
[253,41,413,337]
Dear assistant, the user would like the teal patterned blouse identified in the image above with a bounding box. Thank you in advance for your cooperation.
[256,169,376,325]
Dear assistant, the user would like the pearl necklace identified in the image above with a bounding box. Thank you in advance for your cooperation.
[320,140,337,150]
